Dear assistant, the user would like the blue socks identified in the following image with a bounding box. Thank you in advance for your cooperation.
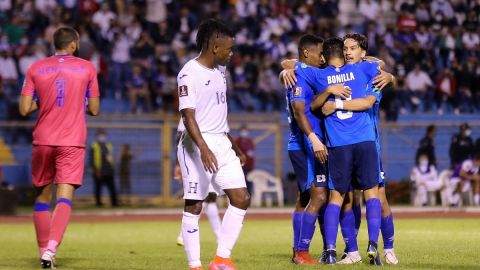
[340,210,358,252]
[34,202,50,212]
[318,205,327,250]
[298,212,317,251]
[352,204,362,236]
[381,213,395,249]
[292,211,303,251]
[324,203,341,250]
[365,198,381,244]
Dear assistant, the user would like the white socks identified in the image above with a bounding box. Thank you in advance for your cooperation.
[182,212,201,267]
[204,202,222,239]
[474,194,480,206]
[216,205,247,258]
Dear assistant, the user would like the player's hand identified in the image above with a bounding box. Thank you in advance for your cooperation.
[373,70,394,90]
[308,133,328,163]
[199,145,218,173]
[237,152,247,166]
[321,101,336,116]
[173,163,182,182]
[327,84,350,98]
[281,68,297,88]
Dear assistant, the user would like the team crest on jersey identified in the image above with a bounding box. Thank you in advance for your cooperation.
[301,63,307,68]
[316,175,326,183]
[335,67,340,72]
[179,85,188,97]
[294,86,302,97]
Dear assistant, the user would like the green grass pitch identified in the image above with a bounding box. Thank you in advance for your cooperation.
[1,218,479,269]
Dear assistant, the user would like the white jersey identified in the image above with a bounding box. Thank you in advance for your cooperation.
[177,118,185,132]
[177,59,229,134]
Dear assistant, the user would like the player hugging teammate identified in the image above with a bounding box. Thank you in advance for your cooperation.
[281,33,398,265]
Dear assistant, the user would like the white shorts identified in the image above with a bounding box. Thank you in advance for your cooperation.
[177,132,246,200]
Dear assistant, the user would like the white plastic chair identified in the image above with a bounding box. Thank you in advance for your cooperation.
[247,169,284,207]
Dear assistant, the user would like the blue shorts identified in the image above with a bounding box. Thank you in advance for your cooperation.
[378,160,385,187]
[327,141,379,194]
[289,149,328,193]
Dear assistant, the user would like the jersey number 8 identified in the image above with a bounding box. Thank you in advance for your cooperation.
[335,86,353,120]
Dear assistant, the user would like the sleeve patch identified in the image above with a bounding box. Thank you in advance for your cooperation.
[293,86,302,97]
[179,85,189,97]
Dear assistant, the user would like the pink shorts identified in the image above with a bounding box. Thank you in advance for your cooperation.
[32,145,86,187]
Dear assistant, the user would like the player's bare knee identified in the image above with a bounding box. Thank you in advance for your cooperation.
[184,200,203,215]
[205,192,217,203]
[230,192,250,210]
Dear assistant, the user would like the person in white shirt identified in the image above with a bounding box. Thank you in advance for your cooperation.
[411,154,444,206]
[405,64,433,112]
[92,3,116,38]
[177,19,249,270]
[448,154,480,206]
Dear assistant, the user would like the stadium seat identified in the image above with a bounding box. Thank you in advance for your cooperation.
[247,169,284,207]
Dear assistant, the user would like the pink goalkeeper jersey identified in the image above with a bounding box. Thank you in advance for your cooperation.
[21,55,100,147]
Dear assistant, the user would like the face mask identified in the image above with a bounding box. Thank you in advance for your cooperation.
[419,160,429,167]
[240,130,249,137]
[465,129,472,136]
[98,135,107,142]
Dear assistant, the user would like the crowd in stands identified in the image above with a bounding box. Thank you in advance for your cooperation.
[0,0,479,117]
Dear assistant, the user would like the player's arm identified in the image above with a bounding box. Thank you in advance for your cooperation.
[19,67,38,116]
[181,109,218,173]
[310,84,351,111]
[291,100,328,163]
[87,65,101,116]
[87,97,100,116]
[19,95,38,116]
[281,59,297,69]
[321,95,377,116]
[362,57,396,90]
[227,133,247,166]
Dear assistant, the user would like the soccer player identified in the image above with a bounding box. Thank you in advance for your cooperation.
[285,34,351,264]
[175,121,223,246]
[176,19,250,270]
[19,27,100,269]
[320,33,398,265]
[293,37,383,264]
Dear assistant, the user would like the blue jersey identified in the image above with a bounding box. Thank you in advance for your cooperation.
[286,76,324,150]
[366,82,382,153]
[294,61,379,147]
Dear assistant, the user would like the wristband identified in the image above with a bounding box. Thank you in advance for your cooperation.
[335,99,344,110]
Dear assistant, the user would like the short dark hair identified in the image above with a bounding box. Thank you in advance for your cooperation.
[298,34,324,55]
[427,125,436,133]
[344,33,368,51]
[196,19,234,51]
[53,27,79,50]
[322,37,344,62]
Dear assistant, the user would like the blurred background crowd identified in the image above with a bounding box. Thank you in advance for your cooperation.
[0,0,479,118]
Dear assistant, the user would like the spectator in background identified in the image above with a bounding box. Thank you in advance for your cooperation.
[127,64,152,113]
[435,68,458,115]
[90,129,118,207]
[235,125,255,195]
[110,31,132,99]
[416,125,437,166]
[405,64,433,112]
[448,153,480,206]
[119,144,133,204]
[92,3,116,38]
[0,166,14,191]
[410,153,442,206]
[449,123,474,168]
[151,62,177,112]
[0,49,18,98]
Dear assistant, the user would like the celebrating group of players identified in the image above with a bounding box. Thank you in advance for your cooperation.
[21,17,400,269]
[282,33,399,265]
